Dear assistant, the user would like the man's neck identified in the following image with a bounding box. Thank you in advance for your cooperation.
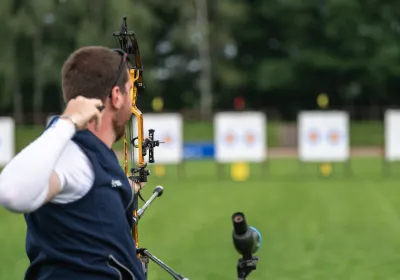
[87,120,116,149]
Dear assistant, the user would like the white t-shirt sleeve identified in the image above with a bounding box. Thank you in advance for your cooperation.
[51,141,95,204]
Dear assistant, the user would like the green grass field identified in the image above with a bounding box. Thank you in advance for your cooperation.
[2,158,400,279]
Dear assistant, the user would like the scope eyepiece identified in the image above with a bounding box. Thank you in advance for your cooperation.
[232,212,247,235]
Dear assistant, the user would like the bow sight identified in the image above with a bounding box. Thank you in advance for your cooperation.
[131,129,164,182]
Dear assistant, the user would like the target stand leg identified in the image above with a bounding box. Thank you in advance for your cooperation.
[261,160,268,179]
[344,159,352,178]
[177,162,185,180]
[216,162,225,180]
[382,158,391,178]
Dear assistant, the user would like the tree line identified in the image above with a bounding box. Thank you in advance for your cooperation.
[1,0,400,123]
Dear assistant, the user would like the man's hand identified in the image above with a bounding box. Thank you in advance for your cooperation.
[61,96,104,131]
[129,179,146,194]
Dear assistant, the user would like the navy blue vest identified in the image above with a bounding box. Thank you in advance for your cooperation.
[24,117,144,280]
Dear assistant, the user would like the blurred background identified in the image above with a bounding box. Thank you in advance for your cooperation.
[3,0,400,124]
[2,0,400,279]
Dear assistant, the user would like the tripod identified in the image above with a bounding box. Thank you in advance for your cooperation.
[237,256,258,280]
[133,190,259,279]
[137,249,258,280]
[138,248,189,280]
[232,212,261,280]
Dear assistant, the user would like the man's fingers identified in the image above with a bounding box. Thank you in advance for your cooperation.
[93,108,103,131]
[92,99,104,110]
[91,99,104,130]
[97,111,102,131]
[62,96,105,131]
[89,99,103,131]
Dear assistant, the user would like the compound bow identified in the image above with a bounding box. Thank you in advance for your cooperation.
[112,17,189,280]
[112,15,157,275]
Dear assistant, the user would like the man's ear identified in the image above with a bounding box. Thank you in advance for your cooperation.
[110,86,123,110]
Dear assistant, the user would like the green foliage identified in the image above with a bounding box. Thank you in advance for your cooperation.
[1,0,400,118]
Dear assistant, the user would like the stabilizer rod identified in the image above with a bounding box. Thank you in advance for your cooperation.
[132,186,163,227]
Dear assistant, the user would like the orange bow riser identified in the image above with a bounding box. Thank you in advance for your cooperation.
[111,16,192,280]
[112,16,161,276]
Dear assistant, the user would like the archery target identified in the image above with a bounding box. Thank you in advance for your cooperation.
[0,117,15,166]
[132,113,183,164]
[214,111,266,163]
[298,111,349,162]
[384,109,400,161]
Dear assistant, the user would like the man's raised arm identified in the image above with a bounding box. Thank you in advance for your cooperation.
[0,97,103,213]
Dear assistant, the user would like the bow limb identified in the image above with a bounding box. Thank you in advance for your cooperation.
[129,68,144,251]
[114,16,154,278]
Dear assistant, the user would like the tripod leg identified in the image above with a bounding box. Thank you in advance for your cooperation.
[138,249,189,280]
[237,257,258,280]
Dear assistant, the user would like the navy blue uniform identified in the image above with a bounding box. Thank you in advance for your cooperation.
[24,117,144,280]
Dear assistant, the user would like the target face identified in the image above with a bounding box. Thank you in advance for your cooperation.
[214,112,266,163]
[327,130,341,145]
[298,111,349,162]
[0,117,15,166]
[224,132,235,145]
[306,129,320,145]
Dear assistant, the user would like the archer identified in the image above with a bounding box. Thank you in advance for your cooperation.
[0,46,146,280]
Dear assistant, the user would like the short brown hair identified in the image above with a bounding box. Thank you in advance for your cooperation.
[61,46,129,102]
